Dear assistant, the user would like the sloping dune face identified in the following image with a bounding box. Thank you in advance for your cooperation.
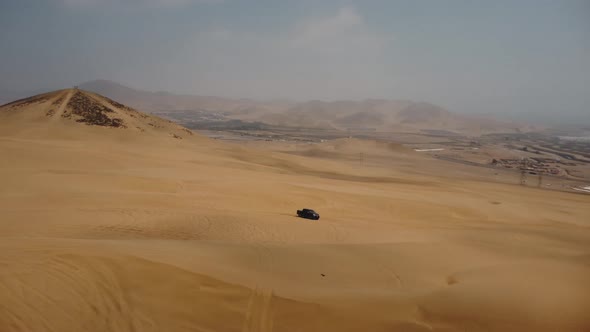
[0,92,589,331]
[0,89,194,139]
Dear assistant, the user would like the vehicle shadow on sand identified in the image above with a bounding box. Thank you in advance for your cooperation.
[278,213,299,218]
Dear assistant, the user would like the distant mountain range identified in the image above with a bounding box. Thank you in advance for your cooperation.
[2,80,541,136]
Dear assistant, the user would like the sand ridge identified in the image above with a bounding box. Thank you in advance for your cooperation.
[0,91,589,331]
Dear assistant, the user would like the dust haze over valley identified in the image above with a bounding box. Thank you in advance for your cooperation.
[1,1,590,332]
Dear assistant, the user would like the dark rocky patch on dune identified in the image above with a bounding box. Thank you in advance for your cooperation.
[64,91,125,128]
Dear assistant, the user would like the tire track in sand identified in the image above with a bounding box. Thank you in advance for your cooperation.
[50,90,74,121]
[242,285,273,332]
[242,243,274,332]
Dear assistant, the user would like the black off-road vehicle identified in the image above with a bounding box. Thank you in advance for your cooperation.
[297,208,320,220]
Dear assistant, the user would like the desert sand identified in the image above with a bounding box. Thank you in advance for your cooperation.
[0,90,589,331]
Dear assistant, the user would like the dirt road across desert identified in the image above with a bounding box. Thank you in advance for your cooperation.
[1,91,589,331]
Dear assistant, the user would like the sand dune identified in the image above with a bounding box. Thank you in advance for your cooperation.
[1,91,589,331]
[0,89,193,140]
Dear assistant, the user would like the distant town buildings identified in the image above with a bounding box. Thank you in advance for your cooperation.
[491,157,563,176]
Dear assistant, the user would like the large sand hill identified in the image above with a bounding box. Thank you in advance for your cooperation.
[0,91,589,331]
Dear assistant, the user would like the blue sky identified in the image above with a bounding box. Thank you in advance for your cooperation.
[1,0,588,122]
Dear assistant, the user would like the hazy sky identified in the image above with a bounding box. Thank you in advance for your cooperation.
[1,0,588,121]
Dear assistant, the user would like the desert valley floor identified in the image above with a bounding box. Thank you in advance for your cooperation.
[0,90,589,332]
